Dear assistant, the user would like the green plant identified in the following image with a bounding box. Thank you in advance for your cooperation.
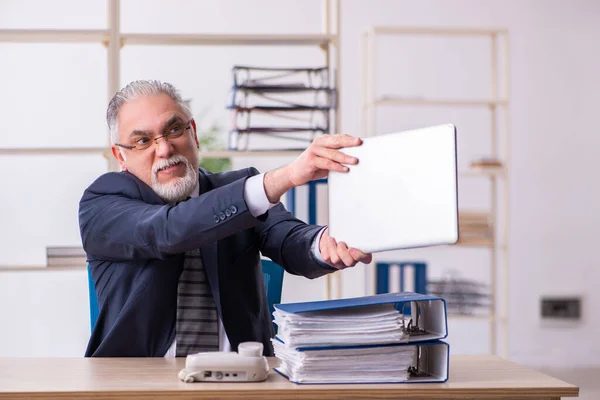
[197,122,231,173]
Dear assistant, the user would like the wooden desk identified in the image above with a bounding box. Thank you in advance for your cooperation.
[0,355,578,399]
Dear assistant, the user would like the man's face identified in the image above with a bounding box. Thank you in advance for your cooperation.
[111,94,200,203]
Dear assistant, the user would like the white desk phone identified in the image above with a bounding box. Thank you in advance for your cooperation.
[178,341,269,383]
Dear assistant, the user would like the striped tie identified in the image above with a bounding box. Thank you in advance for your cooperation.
[175,248,219,356]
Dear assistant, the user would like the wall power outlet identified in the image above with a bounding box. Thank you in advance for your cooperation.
[540,297,581,320]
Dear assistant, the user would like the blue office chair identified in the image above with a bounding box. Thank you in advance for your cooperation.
[87,265,100,331]
[87,259,285,333]
[260,259,285,334]
[376,262,428,295]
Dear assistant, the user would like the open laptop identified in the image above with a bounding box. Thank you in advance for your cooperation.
[327,124,458,253]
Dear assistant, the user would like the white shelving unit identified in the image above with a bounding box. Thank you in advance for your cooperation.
[360,26,510,356]
[0,0,340,168]
[0,0,342,299]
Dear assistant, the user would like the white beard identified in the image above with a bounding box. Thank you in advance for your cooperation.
[151,154,198,203]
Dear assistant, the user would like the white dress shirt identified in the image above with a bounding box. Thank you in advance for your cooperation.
[164,173,328,357]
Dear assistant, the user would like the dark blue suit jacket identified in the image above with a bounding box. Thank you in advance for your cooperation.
[79,167,334,357]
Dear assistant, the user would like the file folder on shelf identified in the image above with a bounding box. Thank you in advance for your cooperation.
[273,292,448,348]
[272,339,449,384]
[232,65,332,89]
[229,86,336,109]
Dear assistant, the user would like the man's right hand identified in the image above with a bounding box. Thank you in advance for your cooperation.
[263,134,362,203]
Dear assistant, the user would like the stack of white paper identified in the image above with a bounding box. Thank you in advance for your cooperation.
[273,304,407,347]
[272,339,417,383]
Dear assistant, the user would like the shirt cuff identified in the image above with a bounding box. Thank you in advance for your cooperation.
[311,226,332,267]
[244,173,278,217]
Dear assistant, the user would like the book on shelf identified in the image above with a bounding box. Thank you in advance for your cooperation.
[47,256,87,267]
[229,87,335,108]
[459,211,492,223]
[469,158,504,173]
[46,246,86,257]
[272,292,449,384]
[232,65,331,89]
[459,223,491,232]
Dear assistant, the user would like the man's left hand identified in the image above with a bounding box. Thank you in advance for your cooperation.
[319,228,372,269]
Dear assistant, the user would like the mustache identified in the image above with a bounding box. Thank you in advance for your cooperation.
[152,155,190,176]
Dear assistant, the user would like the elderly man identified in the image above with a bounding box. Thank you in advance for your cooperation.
[79,80,371,357]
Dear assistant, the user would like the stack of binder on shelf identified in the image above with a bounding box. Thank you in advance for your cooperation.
[227,66,336,151]
[458,211,493,243]
[272,292,449,384]
[428,274,490,316]
[46,246,86,267]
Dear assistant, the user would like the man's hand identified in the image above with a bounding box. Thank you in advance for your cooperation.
[319,228,372,270]
[286,134,361,187]
[263,134,362,203]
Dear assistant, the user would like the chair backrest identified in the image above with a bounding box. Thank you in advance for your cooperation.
[260,259,285,333]
[87,265,99,331]
[87,259,285,333]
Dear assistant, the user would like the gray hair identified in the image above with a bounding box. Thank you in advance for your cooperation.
[106,80,192,144]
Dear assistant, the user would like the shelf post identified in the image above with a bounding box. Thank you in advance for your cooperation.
[107,0,121,172]
[501,31,511,359]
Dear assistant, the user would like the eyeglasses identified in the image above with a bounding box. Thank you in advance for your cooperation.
[115,120,192,151]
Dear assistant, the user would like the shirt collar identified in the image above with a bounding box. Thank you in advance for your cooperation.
[191,181,199,198]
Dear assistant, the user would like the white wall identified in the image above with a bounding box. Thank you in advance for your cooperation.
[0,270,90,357]
[1,0,599,367]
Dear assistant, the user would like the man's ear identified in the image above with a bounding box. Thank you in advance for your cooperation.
[111,145,128,171]
[190,119,199,149]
